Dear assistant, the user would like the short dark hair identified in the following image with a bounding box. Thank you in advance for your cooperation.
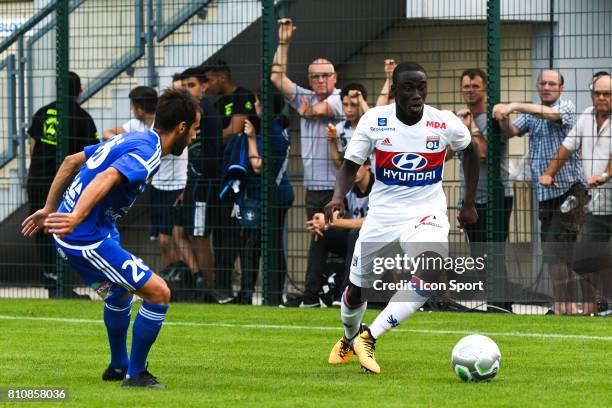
[68,71,81,98]
[172,72,183,82]
[201,59,231,78]
[592,71,609,79]
[180,66,206,84]
[154,88,201,133]
[255,90,288,130]
[340,83,368,101]
[392,62,426,85]
[128,86,158,114]
[460,68,487,84]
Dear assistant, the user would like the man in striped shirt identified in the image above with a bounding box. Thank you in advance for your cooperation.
[493,69,584,315]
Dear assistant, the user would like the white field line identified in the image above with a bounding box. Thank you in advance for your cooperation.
[0,314,610,341]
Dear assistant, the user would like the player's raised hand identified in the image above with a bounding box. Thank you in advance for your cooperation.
[277,18,296,44]
[21,208,50,237]
[44,212,81,238]
[457,204,478,230]
[324,199,345,224]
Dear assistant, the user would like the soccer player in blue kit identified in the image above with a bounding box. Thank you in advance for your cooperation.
[21,88,201,388]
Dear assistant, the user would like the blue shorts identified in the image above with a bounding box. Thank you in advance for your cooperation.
[54,235,153,298]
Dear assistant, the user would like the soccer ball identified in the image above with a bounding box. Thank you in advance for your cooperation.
[451,334,501,382]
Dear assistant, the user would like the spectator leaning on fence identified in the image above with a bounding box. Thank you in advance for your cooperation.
[326,83,370,170]
[539,74,612,315]
[270,17,344,219]
[493,69,584,315]
[27,71,98,299]
[455,68,514,312]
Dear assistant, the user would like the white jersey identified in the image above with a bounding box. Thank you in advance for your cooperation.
[120,119,188,190]
[344,104,470,218]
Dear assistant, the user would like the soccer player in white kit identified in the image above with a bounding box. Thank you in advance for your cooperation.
[326,62,480,374]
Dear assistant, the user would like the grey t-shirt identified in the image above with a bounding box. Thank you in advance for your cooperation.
[288,85,344,190]
[460,112,513,204]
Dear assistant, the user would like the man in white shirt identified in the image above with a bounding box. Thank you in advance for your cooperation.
[539,74,612,315]
[326,62,480,374]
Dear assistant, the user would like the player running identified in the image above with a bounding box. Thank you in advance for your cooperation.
[326,62,480,374]
[21,88,201,388]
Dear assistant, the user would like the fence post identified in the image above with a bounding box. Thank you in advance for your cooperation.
[261,0,276,305]
[146,0,158,87]
[56,0,70,298]
[17,37,26,185]
[486,0,506,309]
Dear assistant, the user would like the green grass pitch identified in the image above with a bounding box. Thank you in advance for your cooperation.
[0,299,610,407]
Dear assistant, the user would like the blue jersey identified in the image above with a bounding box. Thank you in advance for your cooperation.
[57,130,161,244]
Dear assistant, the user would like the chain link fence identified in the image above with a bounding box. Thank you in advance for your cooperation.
[0,0,610,314]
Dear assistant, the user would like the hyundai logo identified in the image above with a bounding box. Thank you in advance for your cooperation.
[391,153,428,171]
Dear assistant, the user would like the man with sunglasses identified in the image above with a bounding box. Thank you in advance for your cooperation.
[271,18,344,220]
[493,69,584,315]
[539,74,612,315]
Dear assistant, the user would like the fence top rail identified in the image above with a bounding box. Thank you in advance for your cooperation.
[0,2,56,54]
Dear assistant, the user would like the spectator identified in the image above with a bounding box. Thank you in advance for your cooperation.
[326,83,369,169]
[201,60,257,299]
[26,71,98,298]
[178,66,227,302]
[589,71,609,93]
[456,68,514,312]
[201,59,256,144]
[493,69,584,315]
[102,86,157,140]
[270,18,344,219]
[376,59,397,107]
[282,161,373,308]
[236,92,294,305]
[539,74,612,315]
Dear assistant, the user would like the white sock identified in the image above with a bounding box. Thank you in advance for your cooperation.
[369,277,430,339]
[341,290,367,341]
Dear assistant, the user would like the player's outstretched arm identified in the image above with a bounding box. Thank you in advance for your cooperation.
[21,152,86,237]
[324,159,360,224]
[457,140,479,229]
[44,167,126,238]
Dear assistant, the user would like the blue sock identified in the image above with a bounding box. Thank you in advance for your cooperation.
[128,302,169,377]
[103,296,133,371]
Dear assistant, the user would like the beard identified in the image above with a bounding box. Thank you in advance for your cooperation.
[171,127,190,156]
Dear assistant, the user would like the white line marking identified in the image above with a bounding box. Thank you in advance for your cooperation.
[0,314,610,341]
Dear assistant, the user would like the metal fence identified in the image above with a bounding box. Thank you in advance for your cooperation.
[0,0,610,315]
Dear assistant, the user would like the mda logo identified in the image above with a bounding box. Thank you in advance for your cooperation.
[378,117,387,126]
[391,153,428,171]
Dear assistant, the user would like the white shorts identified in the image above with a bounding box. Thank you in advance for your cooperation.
[349,211,450,288]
